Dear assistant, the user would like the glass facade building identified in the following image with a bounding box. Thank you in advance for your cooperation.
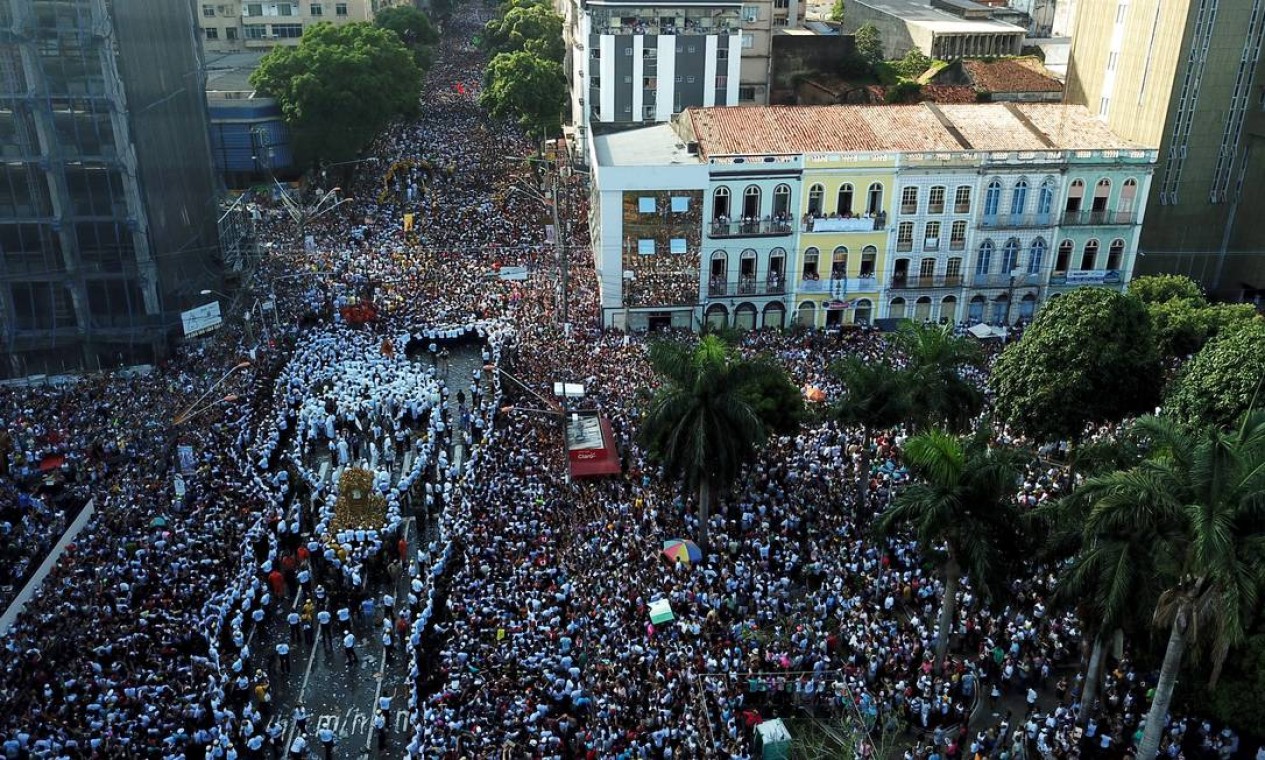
[0,0,223,377]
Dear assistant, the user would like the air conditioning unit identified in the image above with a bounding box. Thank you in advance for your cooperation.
[579,97,584,105]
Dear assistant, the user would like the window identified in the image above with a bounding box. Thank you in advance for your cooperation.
[1028,238,1046,274]
[1066,179,1085,212]
[638,239,655,255]
[924,221,940,250]
[335,2,348,15]
[920,257,936,279]
[836,184,853,216]
[713,187,730,220]
[742,5,759,21]
[741,34,754,49]
[203,4,216,16]
[1010,179,1028,216]
[715,76,727,88]
[717,47,728,60]
[671,197,689,213]
[946,257,963,283]
[1081,239,1099,270]
[274,23,302,37]
[246,3,263,16]
[900,186,918,214]
[226,26,238,39]
[670,238,687,255]
[205,27,219,39]
[954,186,971,213]
[867,182,883,214]
[860,246,877,277]
[976,240,994,276]
[897,222,914,250]
[638,197,656,213]
[941,295,958,323]
[807,184,824,216]
[1001,238,1020,274]
[802,247,819,278]
[278,2,294,15]
[1092,178,1111,212]
[643,77,656,89]
[1037,180,1054,218]
[1056,240,1073,272]
[928,186,945,214]
[245,24,267,38]
[775,0,789,7]
[1107,239,1124,270]
[742,185,760,218]
[772,184,791,217]
[310,2,322,14]
[984,180,1001,217]
[623,76,633,84]
[739,86,756,101]
[853,299,872,325]
[889,297,906,319]
[831,246,848,278]
[949,220,967,250]
[773,16,789,26]
[1120,179,1138,213]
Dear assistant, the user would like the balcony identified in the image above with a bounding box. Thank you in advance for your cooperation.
[979,213,1055,230]
[890,274,965,290]
[802,214,886,233]
[972,272,1041,288]
[1061,210,1137,226]
[707,277,788,298]
[799,275,878,294]
[709,218,793,238]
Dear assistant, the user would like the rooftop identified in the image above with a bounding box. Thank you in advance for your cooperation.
[961,57,1064,92]
[684,103,1143,156]
[593,123,699,166]
[850,0,1026,33]
[204,51,270,94]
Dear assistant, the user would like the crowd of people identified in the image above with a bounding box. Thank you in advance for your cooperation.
[0,5,1258,760]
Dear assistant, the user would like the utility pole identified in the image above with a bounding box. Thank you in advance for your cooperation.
[552,167,569,326]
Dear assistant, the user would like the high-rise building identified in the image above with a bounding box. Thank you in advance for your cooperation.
[1065,0,1265,298]
[0,0,224,377]
[197,0,389,54]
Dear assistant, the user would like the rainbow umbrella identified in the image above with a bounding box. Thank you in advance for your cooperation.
[662,538,703,564]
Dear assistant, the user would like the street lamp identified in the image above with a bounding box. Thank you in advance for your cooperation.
[173,361,252,425]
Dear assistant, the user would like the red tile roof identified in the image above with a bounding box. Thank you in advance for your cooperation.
[961,57,1063,93]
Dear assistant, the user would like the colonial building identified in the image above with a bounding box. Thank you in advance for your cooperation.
[588,103,1156,331]
[196,0,392,53]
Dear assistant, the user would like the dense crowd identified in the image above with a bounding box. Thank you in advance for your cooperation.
[0,7,1259,760]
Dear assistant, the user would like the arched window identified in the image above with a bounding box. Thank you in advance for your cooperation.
[1037,179,1055,219]
[853,298,872,325]
[1092,178,1111,212]
[1028,237,1047,274]
[867,182,883,215]
[739,249,758,294]
[802,246,820,279]
[1120,178,1138,213]
[984,179,1002,218]
[992,293,1009,324]
[772,184,791,218]
[734,302,757,330]
[762,302,786,329]
[807,183,824,216]
[1055,240,1073,272]
[889,296,907,319]
[968,295,986,324]
[705,303,729,329]
[900,186,919,214]
[1010,179,1028,216]
[1081,239,1099,271]
[768,247,786,289]
[831,246,848,278]
[1107,238,1125,270]
[860,245,877,277]
[1001,237,1020,274]
[742,185,761,219]
[712,186,730,220]
[836,184,854,216]
[1065,179,1085,212]
[975,239,994,277]
[709,250,728,295]
[796,301,817,327]
[940,295,958,324]
[1018,293,1037,321]
[914,296,932,322]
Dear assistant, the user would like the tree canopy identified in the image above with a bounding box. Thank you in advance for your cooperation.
[483,3,565,63]
[991,287,1162,444]
[480,50,567,138]
[250,22,423,165]
[1130,274,1260,357]
[892,322,982,433]
[1165,318,1265,428]
[375,5,438,68]
[854,23,883,67]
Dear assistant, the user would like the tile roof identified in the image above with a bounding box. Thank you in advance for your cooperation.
[961,57,1064,93]
[684,103,1141,156]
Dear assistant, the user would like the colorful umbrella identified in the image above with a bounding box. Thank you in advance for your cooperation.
[662,538,703,564]
[802,385,826,403]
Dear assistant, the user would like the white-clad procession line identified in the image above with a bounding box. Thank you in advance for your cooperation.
[366,516,415,752]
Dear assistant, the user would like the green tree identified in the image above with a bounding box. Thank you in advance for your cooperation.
[1129,273,1205,305]
[375,5,438,68]
[1165,318,1265,428]
[250,23,422,165]
[483,4,565,63]
[639,335,786,549]
[894,48,932,79]
[1077,412,1265,760]
[480,50,567,139]
[875,429,1025,674]
[893,322,983,433]
[741,358,806,435]
[830,356,910,510]
[854,23,883,68]
[830,0,845,22]
[991,287,1162,450]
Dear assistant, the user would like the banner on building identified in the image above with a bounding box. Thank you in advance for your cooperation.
[181,302,223,338]
[565,412,621,479]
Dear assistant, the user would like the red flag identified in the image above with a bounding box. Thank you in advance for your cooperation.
[456,82,466,95]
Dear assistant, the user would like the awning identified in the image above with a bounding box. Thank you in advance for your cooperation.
[566,414,621,479]
[967,323,1008,340]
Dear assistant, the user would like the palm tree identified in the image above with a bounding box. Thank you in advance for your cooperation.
[893,322,983,433]
[875,429,1024,674]
[1078,412,1265,760]
[831,356,910,511]
[639,335,782,549]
